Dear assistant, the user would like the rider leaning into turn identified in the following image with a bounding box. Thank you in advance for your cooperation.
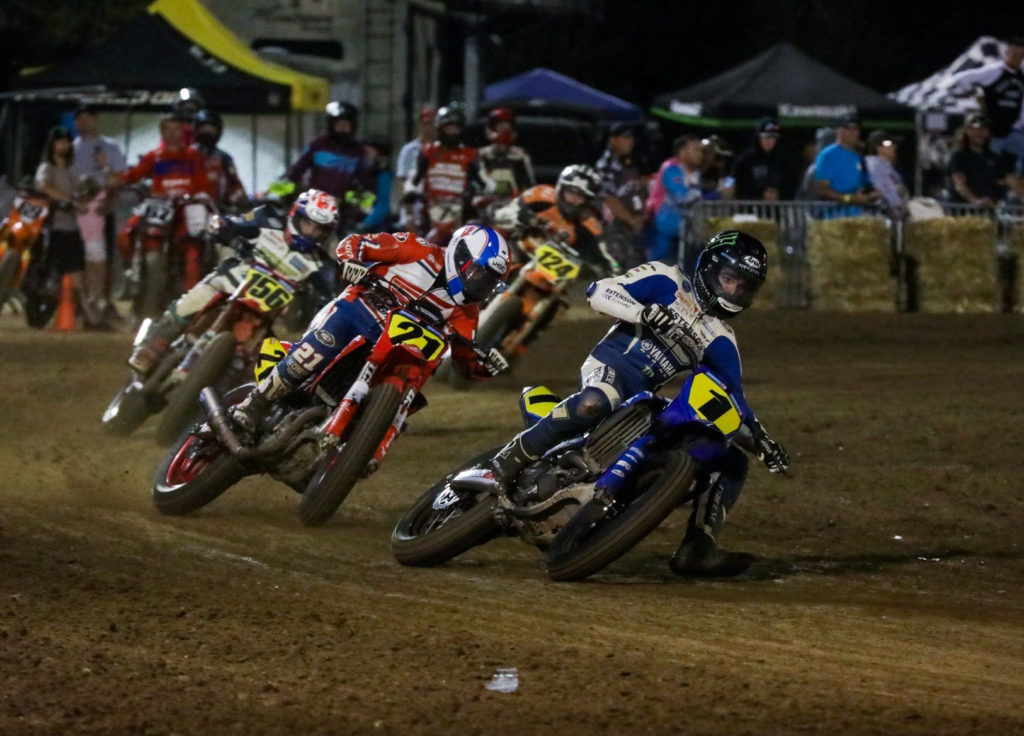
[493,164,619,276]
[127,189,341,374]
[230,225,513,432]
[487,230,790,577]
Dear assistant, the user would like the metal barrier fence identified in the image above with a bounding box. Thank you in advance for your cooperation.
[682,199,1024,310]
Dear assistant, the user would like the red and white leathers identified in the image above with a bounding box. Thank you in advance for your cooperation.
[117,145,212,288]
[328,231,490,376]
[405,142,487,245]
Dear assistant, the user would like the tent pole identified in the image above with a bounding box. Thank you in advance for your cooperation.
[251,114,258,195]
[914,109,923,196]
[123,105,133,162]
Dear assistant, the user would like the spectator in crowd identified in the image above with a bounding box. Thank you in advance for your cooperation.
[646,134,704,263]
[193,109,247,210]
[813,113,879,214]
[352,138,395,233]
[595,122,648,270]
[949,36,1024,159]
[865,130,909,217]
[396,106,436,185]
[71,103,125,323]
[699,135,734,200]
[35,126,99,327]
[477,108,536,216]
[948,113,1024,205]
[285,101,375,232]
[797,126,834,199]
[733,118,787,200]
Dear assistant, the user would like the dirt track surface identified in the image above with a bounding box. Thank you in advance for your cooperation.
[2,307,1024,735]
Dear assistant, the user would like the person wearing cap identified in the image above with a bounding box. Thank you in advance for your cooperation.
[699,134,735,200]
[476,108,536,216]
[948,113,1024,207]
[595,122,647,271]
[949,36,1024,159]
[71,103,126,324]
[865,131,909,216]
[733,118,788,201]
[813,113,880,214]
[646,134,704,264]
[396,105,436,184]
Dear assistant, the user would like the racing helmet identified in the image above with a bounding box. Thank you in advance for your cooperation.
[286,189,339,254]
[443,225,510,305]
[692,230,768,319]
[486,107,516,145]
[436,103,466,147]
[171,87,205,121]
[326,101,359,142]
[555,164,602,221]
[193,109,223,147]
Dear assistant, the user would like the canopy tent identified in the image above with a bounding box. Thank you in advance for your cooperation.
[651,42,913,128]
[483,68,643,121]
[890,36,1004,114]
[14,0,328,112]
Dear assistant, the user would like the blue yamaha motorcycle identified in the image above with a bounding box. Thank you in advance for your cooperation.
[390,365,753,581]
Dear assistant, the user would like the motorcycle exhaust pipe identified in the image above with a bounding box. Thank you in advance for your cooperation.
[199,387,249,458]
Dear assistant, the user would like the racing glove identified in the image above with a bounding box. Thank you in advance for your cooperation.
[750,419,790,473]
[640,303,676,333]
[483,348,509,376]
[340,261,370,286]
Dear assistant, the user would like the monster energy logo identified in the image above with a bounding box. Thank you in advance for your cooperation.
[712,231,739,247]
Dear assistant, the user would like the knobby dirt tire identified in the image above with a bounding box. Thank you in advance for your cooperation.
[0,250,20,312]
[298,383,401,526]
[152,432,245,515]
[155,332,236,446]
[390,446,503,567]
[545,450,695,582]
[101,382,154,436]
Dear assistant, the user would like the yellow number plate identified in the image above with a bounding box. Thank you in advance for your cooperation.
[254,337,289,382]
[386,312,447,361]
[686,372,742,436]
[533,244,581,282]
[243,268,295,312]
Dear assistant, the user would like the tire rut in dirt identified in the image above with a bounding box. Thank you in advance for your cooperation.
[298,383,401,526]
[155,332,237,446]
[390,446,503,566]
[545,449,694,582]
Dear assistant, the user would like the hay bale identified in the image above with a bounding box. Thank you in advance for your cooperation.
[806,217,893,311]
[705,217,783,307]
[906,216,997,312]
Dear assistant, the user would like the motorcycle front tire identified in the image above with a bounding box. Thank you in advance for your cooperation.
[155,332,237,446]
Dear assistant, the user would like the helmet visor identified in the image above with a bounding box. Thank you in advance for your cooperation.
[294,214,333,243]
[713,265,762,310]
[460,261,501,302]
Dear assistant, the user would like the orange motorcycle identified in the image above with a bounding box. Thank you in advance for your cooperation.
[0,184,50,314]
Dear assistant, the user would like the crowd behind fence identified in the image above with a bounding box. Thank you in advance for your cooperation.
[681,199,1024,312]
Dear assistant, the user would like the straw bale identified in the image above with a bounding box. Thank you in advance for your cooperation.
[806,217,893,311]
[705,217,782,307]
[906,217,997,312]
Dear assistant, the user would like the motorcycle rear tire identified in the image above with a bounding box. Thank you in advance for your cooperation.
[138,251,167,320]
[298,383,401,526]
[155,332,237,446]
[545,449,694,582]
[101,381,154,436]
[0,250,21,312]
[390,446,504,566]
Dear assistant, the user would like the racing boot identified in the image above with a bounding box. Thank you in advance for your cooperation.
[229,389,273,436]
[128,312,183,375]
[669,473,754,578]
[487,434,538,494]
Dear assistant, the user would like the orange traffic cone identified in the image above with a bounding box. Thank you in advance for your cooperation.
[52,274,77,331]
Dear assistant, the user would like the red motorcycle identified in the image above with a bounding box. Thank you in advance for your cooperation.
[0,184,50,316]
[152,276,495,525]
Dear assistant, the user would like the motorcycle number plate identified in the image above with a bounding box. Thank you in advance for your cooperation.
[386,312,447,362]
[685,372,742,436]
[140,199,174,226]
[533,244,580,282]
[17,201,43,221]
[254,337,289,382]
[242,268,295,312]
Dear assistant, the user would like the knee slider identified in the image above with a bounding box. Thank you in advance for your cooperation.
[571,386,613,422]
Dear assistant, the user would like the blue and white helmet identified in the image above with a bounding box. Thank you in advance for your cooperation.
[443,225,510,305]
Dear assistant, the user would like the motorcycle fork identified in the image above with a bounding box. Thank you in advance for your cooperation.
[323,359,378,441]
[368,384,418,474]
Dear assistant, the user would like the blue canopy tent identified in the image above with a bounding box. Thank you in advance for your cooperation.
[483,68,643,121]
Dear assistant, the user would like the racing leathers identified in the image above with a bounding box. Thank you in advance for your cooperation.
[405,142,487,245]
[234,231,500,423]
[128,205,334,374]
[476,143,536,219]
[490,260,788,575]
[493,184,616,275]
[117,144,212,288]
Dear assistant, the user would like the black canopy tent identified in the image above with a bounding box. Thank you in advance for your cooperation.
[651,42,914,128]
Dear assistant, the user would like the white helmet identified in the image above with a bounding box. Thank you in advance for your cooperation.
[443,225,510,305]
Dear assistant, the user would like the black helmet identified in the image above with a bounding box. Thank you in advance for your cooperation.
[693,230,767,319]
[193,109,223,146]
[436,103,466,146]
[171,87,205,121]
[326,101,359,143]
[555,164,602,221]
